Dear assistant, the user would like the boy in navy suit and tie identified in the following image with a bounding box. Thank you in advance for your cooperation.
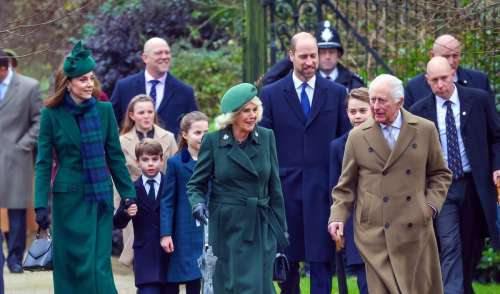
[114,138,177,294]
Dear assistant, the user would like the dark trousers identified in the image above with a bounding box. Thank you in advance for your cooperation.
[351,264,368,294]
[137,282,179,294]
[279,261,332,294]
[436,174,486,294]
[6,209,26,266]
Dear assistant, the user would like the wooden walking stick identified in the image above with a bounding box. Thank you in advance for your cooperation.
[496,179,500,205]
[335,232,348,294]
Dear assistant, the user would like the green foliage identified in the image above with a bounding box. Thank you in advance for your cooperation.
[476,242,500,283]
[170,41,243,119]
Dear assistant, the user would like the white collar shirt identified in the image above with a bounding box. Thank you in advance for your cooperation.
[144,70,167,110]
[435,86,471,172]
[142,172,162,199]
[292,72,315,106]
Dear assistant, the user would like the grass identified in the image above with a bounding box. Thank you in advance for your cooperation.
[275,277,500,294]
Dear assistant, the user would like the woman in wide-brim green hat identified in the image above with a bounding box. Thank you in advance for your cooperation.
[33,41,136,294]
[187,83,289,293]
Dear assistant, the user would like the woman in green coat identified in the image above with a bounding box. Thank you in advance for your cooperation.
[187,83,288,294]
[33,41,136,294]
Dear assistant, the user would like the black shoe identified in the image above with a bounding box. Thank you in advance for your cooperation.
[8,263,24,273]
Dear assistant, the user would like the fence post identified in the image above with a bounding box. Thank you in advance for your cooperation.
[243,0,267,84]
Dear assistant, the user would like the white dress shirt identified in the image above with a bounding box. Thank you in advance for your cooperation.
[292,72,315,106]
[0,68,13,101]
[142,172,162,199]
[435,86,471,172]
[144,71,167,110]
[319,67,339,81]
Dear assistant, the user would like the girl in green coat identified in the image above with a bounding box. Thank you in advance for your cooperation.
[34,41,136,294]
[187,83,288,294]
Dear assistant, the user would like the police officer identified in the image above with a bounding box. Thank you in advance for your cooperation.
[261,21,364,91]
[404,34,493,108]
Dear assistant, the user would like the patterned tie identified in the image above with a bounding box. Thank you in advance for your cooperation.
[149,80,160,106]
[444,100,464,179]
[146,179,156,199]
[384,125,396,150]
[300,82,311,117]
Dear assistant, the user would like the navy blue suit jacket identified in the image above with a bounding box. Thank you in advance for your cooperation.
[329,132,364,265]
[260,73,350,262]
[404,66,492,109]
[114,174,170,286]
[410,85,500,248]
[111,71,198,136]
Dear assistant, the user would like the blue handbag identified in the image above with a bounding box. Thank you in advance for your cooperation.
[22,228,53,271]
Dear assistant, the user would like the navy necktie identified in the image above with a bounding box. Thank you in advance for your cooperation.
[300,82,311,117]
[149,80,160,106]
[444,100,463,179]
[146,179,156,199]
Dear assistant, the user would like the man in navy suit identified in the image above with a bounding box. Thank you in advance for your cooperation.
[260,32,349,294]
[404,34,493,109]
[111,37,198,136]
[411,57,500,294]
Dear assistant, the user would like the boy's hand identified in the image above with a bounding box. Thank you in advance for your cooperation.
[160,236,174,253]
[126,204,138,217]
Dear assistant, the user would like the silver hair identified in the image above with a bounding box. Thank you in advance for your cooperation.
[215,97,263,130]
[368,74,404,101]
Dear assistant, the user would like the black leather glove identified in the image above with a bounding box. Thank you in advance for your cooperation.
[35,207,50,230]
[192,203,208,225]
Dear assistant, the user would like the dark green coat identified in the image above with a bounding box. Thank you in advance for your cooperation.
[34,101,135,294]
[187,126,288,294]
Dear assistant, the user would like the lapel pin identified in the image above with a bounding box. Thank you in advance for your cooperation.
[255,132,259,137]
[463,80,468,85]
[462,111,466,116]
[223,134,229,140]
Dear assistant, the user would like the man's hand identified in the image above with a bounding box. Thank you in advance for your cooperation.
[160,236,174,253]
[126,203,138,217]
[493,170,500,185]
[328,221,344,242]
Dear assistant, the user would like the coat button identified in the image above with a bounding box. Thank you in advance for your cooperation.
[406,169,411,175]
[384,223,390,229]
[408,223,413,228]
[406,196,411,201]
[383,196,389,203]
[382,171,387,176]
[412,143,417,149]
[368,147,374,152]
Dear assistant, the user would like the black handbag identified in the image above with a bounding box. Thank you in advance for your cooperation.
[23,228,53,271]
[273,252,289,282]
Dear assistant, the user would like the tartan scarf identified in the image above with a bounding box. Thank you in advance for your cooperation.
[64,93,112,202]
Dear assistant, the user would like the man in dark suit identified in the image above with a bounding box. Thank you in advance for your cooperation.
[111,37,198,136]
[411,56,500,294]
[404,34,493,108]
[261,21,364,91]
[0,50,41,274]
[260,32,349,294]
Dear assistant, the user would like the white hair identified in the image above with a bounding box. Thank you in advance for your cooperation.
[369,74,404,101]
[215,97,263,130]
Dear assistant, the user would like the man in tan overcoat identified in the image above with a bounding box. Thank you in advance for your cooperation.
[328,74,452,293]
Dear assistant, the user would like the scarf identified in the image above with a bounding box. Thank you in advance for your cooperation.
[64,93,112,202]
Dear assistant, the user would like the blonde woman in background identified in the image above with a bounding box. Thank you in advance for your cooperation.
[115,94,177,266]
